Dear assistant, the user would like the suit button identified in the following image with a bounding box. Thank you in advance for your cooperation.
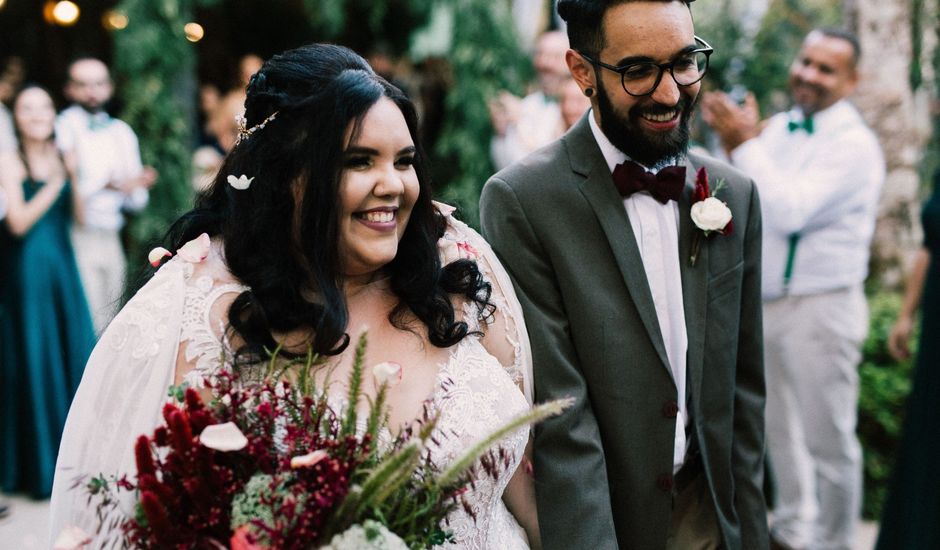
[662,401,679,418]
[656,473,674,492]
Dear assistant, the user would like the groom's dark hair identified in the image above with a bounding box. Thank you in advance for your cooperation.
[557,0,695,56]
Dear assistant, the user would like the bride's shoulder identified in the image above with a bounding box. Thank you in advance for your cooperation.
[433,201,488,266]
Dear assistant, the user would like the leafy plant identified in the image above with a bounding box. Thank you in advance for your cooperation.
[857,291,916,519]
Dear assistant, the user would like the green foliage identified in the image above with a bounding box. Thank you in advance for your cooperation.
[739,0,840,114]
[434,0,529,227]
[113,0,202,287]
[301,0,435,56]
[696,0,840,115]
[857,291,916,519]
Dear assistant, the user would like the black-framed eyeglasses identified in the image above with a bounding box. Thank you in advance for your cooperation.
[579,36,713,97]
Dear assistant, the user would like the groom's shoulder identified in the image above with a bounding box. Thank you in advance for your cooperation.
[689,149,756,198]
[690,149,751,185]
[487,138,574,195]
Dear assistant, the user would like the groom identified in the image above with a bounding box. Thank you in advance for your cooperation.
[480,1,768,548]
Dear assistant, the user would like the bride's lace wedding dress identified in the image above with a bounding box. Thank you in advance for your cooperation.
[49,207,534,549]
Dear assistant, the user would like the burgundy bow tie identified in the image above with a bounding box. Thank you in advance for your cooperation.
[612,161,686,204]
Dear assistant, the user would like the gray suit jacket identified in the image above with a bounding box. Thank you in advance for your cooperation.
[480,114,769,550]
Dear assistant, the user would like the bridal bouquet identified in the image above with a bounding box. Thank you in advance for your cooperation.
[76,335,567,549]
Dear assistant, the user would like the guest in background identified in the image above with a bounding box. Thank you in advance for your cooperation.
[558,76,591,131]
[0,85,96,498]
[489,30,570,170]
[876,174,940,549]
[57,57,158,334]
[703,28,884,550]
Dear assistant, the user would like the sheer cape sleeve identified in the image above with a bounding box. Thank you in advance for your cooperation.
[435,201,534,405]
[48,256,189,544]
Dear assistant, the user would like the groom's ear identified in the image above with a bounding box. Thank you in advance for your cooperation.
[566,49,597,100]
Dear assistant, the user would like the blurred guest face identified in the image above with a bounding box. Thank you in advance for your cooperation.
[533,31,570,97]
[560,78,591,129]
[337,97,420,282]
[14,87,56,142]
[788,31,858,116]
[66,59,112,112]
[239,55,264,88]
[590,1,699,166]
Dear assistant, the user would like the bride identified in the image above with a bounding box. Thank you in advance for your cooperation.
[49,44,539,549]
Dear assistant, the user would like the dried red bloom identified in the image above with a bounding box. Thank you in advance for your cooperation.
[134,436,155,477]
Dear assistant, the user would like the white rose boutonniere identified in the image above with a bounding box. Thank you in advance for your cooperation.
[690,167,733,266]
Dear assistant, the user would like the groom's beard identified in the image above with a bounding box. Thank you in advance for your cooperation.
[596,77,697,167]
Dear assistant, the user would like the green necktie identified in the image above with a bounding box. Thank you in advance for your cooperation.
[787,116,814,134]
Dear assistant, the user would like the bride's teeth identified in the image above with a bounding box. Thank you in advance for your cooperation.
[364,211,394,223]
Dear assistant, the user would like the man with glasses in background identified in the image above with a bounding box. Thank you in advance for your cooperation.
[703,28,884,550]
[480,1,768,548]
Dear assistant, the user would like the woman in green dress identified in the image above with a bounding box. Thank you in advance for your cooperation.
[877,173,940,549]
[0,85,96,497]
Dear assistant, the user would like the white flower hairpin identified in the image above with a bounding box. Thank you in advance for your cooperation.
[227,174,254,190]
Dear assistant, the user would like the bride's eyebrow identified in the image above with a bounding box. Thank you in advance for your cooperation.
[343,146,379,156]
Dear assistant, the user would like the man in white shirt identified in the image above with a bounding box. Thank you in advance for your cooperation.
[489,30,570,170]
[57,58,158,334]
[481,1,768,548]
[703,28,885,550]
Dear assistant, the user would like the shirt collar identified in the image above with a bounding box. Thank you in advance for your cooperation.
[791,99,855,135]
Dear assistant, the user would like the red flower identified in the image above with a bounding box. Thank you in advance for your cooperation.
[693,166,710,203]
[231,526,265,550]
[134,436,155,477]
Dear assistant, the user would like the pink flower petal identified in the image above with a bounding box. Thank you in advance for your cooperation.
[291,449,328,469]
[456,241,480,258]
[53,526,92,550]
[148,247,172,267]
[177,233,211,263]
[199,422,248,452]
[372,361,403,387]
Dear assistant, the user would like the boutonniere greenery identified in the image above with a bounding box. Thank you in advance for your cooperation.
[689,167,733,266]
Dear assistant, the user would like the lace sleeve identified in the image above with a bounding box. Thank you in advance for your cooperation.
[435,202,534,404]
[174,238,248,388]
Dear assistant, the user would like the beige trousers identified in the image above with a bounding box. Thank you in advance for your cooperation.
[764,287,867,550]
[71,225,126,334]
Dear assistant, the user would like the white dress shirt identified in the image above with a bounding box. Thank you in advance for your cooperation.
[56,105,149,231]
[730,100,885,299]
[589,113,690,472]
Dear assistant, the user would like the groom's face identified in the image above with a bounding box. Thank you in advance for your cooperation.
[590,2,700,166]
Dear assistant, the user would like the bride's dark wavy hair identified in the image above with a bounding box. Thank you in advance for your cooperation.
[165,43,492,359]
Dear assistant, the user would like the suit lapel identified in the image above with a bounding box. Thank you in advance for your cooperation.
[566,115,671,374]
[679,155,708,403]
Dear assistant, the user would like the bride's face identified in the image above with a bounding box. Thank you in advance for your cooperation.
[337,97,420,282]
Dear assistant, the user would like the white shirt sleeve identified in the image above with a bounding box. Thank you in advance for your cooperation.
[730,120,884,236]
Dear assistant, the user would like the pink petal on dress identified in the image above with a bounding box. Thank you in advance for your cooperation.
[53,526,92,550]
[148,247,172,267]
[177,233,212,263]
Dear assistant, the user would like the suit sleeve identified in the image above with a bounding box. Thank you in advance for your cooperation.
[480,177,620,550]
[732,182,770,548]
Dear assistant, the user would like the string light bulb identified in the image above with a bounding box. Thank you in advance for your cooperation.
[44,1,81,26]
[102,10,129,31]
[184,22,204,42]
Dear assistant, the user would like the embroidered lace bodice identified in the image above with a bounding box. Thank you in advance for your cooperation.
[50,208,533,549]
